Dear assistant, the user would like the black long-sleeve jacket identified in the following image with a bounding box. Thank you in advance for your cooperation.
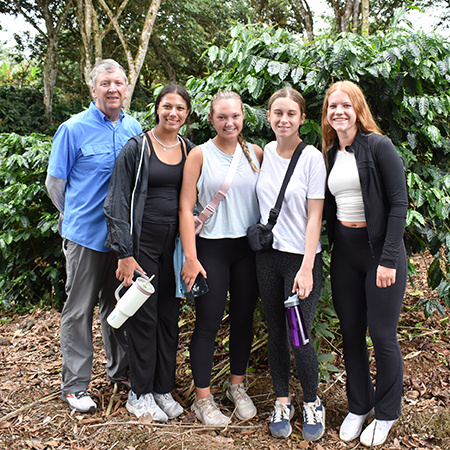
[103,132,195,260]
[324,131,408,269]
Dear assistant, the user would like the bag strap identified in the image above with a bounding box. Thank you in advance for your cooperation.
[266,141,307,229]
[195,143,243,226]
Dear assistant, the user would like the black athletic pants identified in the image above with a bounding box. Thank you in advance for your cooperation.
[126,222,180,397]
[331,221,406,420]
[190,237,259,389]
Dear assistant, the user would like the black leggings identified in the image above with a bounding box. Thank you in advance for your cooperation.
[256,249,322,403]
[190,237,258,389]
[331,221,406,420]
[126,221,180,397]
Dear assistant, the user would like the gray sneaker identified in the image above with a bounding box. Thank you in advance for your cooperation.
[126,390,168,422]
[226,382,257,420]
[191,394,230,427]
[154,392,183,419]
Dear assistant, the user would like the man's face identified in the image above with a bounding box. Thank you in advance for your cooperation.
[91,69,129,120]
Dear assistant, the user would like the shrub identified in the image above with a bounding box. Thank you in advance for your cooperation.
[184,19,450,316]
[0,132,64,310]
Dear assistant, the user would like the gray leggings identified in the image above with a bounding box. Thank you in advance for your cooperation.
[256,250,322,403]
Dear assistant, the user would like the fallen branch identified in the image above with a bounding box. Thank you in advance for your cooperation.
[87,420,264,430]
[0,391,60,423]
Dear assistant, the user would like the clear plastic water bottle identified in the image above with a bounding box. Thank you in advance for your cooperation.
[284,294,310,348]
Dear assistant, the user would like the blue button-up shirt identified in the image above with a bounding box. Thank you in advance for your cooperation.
[48,102,142,251]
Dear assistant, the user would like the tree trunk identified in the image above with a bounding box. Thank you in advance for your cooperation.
[329,0,357,32]
[42,38,58,115]
[12,0,71,116]
[352,0,360,32]
[75,0,115,86]
[150,37,176,82]
[289,0,315,42]
[361,0,370,34]
[98,0,162,109]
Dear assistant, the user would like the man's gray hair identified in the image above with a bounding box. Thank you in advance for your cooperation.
[90,59,128,88]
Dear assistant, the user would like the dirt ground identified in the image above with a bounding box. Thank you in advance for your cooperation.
[0,253,449,450]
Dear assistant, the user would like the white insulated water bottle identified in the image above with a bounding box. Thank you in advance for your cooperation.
[107,272,155,329]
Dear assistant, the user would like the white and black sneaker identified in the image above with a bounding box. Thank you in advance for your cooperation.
[62,391,96,413]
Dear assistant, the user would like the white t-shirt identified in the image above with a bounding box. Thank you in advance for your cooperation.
[256,141,326,254]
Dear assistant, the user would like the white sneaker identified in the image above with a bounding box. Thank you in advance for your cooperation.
[154,392,183,419]
[360,418,398,447]
[226,382,257,420]
[126,390,168,422]
[339,408,374,442]
[62,391,96,413]
[191,394,230,427]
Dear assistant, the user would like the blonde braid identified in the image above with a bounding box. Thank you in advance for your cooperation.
[237,133,260,173]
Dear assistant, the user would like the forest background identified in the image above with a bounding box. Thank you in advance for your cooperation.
[0,1,449,448]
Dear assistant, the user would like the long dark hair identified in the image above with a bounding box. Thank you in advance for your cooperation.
[154,84,191,125]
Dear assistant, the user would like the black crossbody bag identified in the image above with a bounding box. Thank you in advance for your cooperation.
[246,141,307,252]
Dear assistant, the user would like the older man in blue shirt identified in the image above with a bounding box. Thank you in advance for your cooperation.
[46,59,142,413]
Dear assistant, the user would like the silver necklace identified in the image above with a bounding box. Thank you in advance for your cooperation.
[151,129,180,151]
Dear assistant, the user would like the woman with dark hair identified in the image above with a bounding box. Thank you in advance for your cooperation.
[322,80,407,447]
[104,84,194,421]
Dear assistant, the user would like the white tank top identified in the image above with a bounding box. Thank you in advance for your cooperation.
[328,150,366,222]
[196,139,260,239]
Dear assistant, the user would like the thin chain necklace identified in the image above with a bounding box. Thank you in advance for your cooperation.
[151,129,181,151]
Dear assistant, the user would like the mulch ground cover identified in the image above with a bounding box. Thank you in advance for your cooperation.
[1,253,449,449]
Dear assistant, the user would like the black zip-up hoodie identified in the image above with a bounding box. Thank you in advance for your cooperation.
[324,131,408,269]
[104,132,195,260]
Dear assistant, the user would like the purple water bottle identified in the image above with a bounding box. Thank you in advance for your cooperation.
[284,294,310,348]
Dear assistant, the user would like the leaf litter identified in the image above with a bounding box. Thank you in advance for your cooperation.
[0,254,449,449]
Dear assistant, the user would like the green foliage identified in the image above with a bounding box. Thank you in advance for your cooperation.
[185,22,450,319]
[0,84,83,135]
[0,133,64,310]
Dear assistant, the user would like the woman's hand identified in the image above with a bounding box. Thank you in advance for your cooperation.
[116,256,145,287]
[292,266,313,299]
[376,265,396,288]
[181,258,207,291]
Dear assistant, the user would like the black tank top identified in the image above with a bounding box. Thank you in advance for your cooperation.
[142,139,186,224]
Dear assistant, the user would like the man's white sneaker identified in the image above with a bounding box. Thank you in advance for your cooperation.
[61,391,96,413]
[154,392,183,419]
[226,382,257,420]
[126,390,168,422]
[360,418,398,447]
[191,394,230,427]
[339,408,374,442]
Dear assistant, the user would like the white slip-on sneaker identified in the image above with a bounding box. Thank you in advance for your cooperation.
[339,408,375,442]
[360,418,398,447]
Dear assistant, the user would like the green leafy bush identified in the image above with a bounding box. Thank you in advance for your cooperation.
[0,133,64,310]
[0,85,84,136]
[185,19,450,318]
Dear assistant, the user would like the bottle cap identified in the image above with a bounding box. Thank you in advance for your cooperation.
[284,294,300,308]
